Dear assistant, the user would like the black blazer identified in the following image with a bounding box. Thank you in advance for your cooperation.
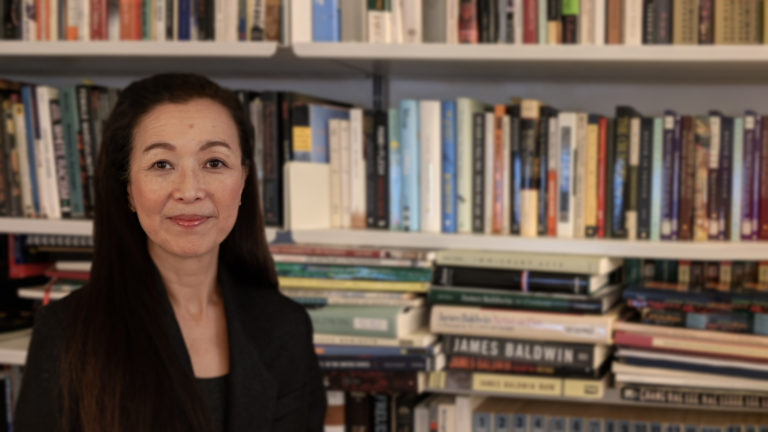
[14,269,327,431]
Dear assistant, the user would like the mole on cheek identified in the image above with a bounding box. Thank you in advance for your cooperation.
[188,124,195,129]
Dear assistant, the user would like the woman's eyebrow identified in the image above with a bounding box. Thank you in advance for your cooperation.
[143,142,176,153]
[199,141,232,152]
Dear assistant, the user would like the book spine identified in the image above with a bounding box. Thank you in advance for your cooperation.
[76,86,96,218]
[523,0,536,43]
[670,115,682,238]
[472,111,486,233]
[442,101,457,233]
[743,112,757,240]
[637,117,653,240]
[389,107,403,230]
[626,116,639,240]
[275,262,431,281]
[752,115,761,238]
[606,0,622,43]
[261,93,281,226]
[624,0,642,45]
[323,370,420,393]
[427,286,605,313]
[49,91,72,217]
[561,0,577,43]
[446,354,597,376]
[0,100,11,216]
[719,116,734,240]
[698,0,714,43]
[510,107,522,234]
[492,105,506,234]
[547,115,559,236]
[650,117,663,240]
[596,116,607,237]
[443,335,597,367]
[319,355,432,372]
[731,117,744,242]
[677,116,695,240]
[520,117,538,237]
[312,0,339,41]
[584,115,599,238]
[484,111,494,234]
[578,0,593,45]
[400,100,419,231]
[537,108,551,236]
[375,110,389,229]
[11,101,33,217]
[654,0,671,43]
[604,118,615,238]
[60,88,85,218]
[760,116,768,239]
[660,111,676,239]
[459,0,479,43]
[708,113,721,239]
[419,101,441,233]
[556,112,575,238]
[693,116,710,241]
[546,0,560,44]
[365,109,377,228]
[21,87,41,216]
[612,109,631,238]
[456,99,475,233]
[329,119,342,228]
[642,0,655,44]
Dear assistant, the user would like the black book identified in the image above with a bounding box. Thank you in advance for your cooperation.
[370,394,391,432]
[472,112,485,233]
[374,110,389,229]
[718,116,734,240]
[364,110,377,229]
[604,118,615,238]
[612,106,638,238]
[537,106,556,236]
[259,92,284,227]
[433,265,608,294]
[654,0,672,43]
[637,117,654,239]
[642,0,657,44]
[508,104,521,235]
[76,85,98,219]
[345,392,371,432]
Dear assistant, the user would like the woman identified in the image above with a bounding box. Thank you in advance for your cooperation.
[14,73,326,431]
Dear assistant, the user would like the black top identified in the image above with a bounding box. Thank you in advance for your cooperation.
[14,267,326,431]
[197,374,229,432]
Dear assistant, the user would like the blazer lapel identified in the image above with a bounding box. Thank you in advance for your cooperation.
[219,269,278,432]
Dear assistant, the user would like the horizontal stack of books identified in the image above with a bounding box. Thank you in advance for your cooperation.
[312,0,765,46]
[426,250,623,400]
[615,258,768,410]
[269,243,442,413]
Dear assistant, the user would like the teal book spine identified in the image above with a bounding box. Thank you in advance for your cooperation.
[650,117,663,241]
[731,117,744,242]
[389,108,403,230]
[307,305,403,338]
[59,87,85,218]
[400,99,420,232]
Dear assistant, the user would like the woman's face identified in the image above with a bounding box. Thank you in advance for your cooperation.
[127,98,247,261]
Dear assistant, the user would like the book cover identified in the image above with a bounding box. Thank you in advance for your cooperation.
[442,100,458,233]
[400,99,420,232]
[312,0,339,41]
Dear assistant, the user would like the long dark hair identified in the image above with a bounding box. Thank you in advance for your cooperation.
[59,73,276,432]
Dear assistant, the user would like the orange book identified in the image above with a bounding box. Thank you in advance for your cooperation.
[492,105,506,234]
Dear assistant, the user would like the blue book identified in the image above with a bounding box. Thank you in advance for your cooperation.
[589,420,602,432]
[59,87,85,218]
[731,117,744,242]
[178,0,191,40]
[20,86,40,216]
[550,417,566,432]
[441,100,457,233]
[312,0,340,41]
[510,414,525,432]
[650,117,663,241]
[474,412,492,432]
[495,414,511,432]
[400,99,420,232]
[571,418,585,432]
[388,108,403,230]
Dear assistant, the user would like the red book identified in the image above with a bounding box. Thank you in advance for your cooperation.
[459,0,479,43]
[597,117,607,238]
[44,269,90,281]
[91,0,108,39]
[523,0,538,43]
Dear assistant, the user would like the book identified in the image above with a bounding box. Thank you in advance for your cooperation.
[612,361,768,393]
[268,244,435,261]
[278,276,430,293]
[313,329,437,348]
[435,250,622,275]
[430,304,622,344]
[427,370,608,399]
[323,369,425,393]
[275,262,432,282]
[306,304,427,339]
[618,382,768,410]
[427,283,622,314]
[432,265,609,295]
[271,253,431,268]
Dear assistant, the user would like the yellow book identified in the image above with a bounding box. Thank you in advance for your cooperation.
[584,117,599,238]
[278,276,430,293]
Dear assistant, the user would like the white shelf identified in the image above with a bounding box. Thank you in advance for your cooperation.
[292,43,768,82]
[0,329,31,366]
[289,229,768,261]
[0,41,278,57]
[0,218,279,242]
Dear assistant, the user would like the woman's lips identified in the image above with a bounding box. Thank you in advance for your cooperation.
[169,215,210,228]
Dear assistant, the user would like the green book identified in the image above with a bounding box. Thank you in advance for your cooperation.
[307,305,426,339]
[58,87,85,218]
[274,262,433,282]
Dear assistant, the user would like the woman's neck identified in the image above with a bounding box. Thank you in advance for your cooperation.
[148,243,221,319]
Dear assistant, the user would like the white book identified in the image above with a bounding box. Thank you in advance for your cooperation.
[446,0,459,43]
[579,0,594,45]
[514,0,523,44]
[437,398,456,432]
[328,119,343,228]
[291,0,311,42]
[414,396,440,432]
[22,0,37,41]
[455,396,485,432]
[81,0,90,40]
[349,109,366,229]
[556,112,577,238]
[484,111,494,234]
[419,100,442,233]
[594,0,606,45]
[35,86,61,219]
[156,0,168,41]
[338,119,351,229]
[456,98,483,234]
[627,116,641,240]
[214,0,226,41]
[573,113,588,238]
[50,0,58,40]
[368,9,393,43]
[502,115,511,235]
[55,260,92,272]
[623,0,643,46]
[283,161,331,230]
[547,115,560,237]
[341,0,367,42]
[313,329,437,348]
[391,0,403,43]
[12,103,34,217]
[401,0,422,43]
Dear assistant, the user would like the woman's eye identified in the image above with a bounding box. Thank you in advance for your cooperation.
[152,160,171,169]
[206,159,226,169]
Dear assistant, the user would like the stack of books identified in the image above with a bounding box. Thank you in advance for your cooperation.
[426,250,624,400]
[614,258,768,410]
[270,242,441,397]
